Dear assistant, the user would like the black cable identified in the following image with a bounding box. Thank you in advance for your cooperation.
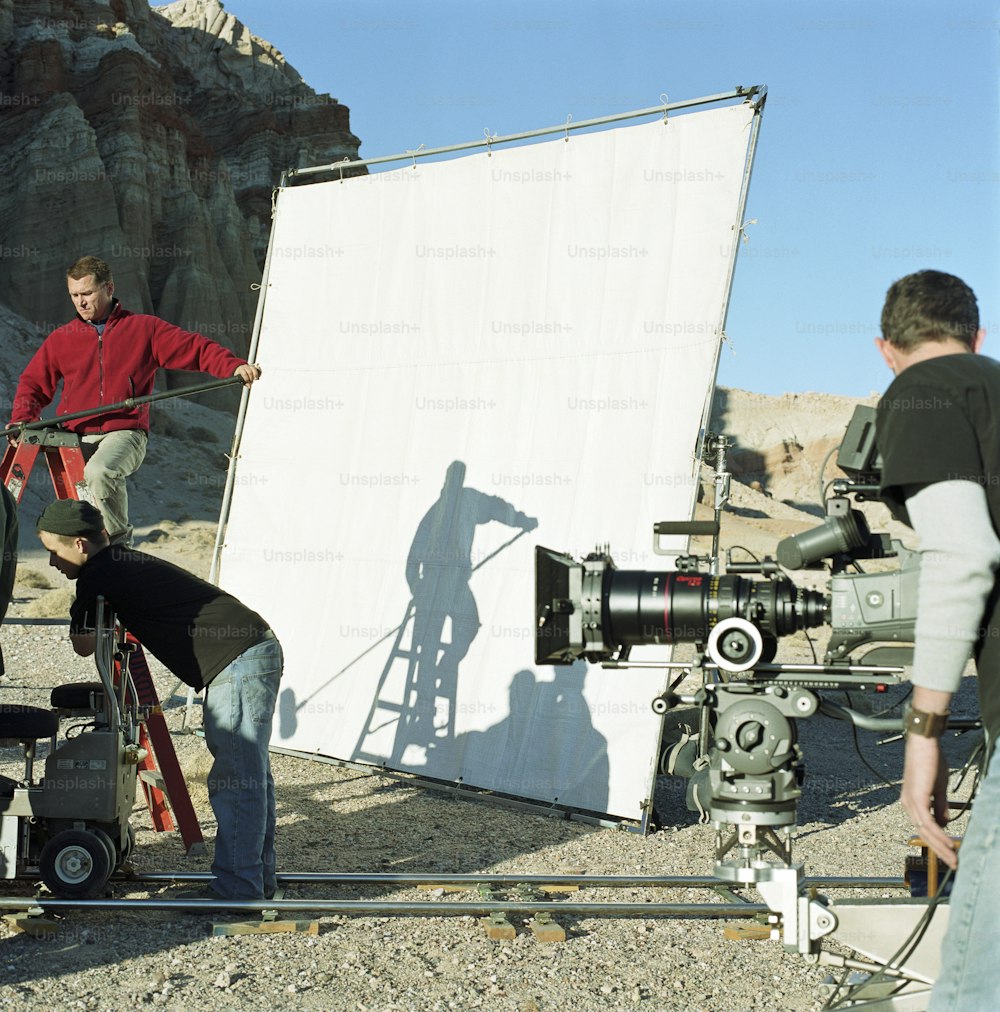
[823,728,984,1007]
[948,738,984,803]
[838,686,976,822]
[818,445,841,506]
[800,629,820,664]
[726,544,761,563]
[820,968,852,1011]
[817,688,977,1007]
[868,683,913,720]
[847,716,898,791]
[837,687,908,791]
[825,866,954,1009]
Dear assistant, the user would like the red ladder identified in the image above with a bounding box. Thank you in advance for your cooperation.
[1,429,205,854]
[120,635,206,855]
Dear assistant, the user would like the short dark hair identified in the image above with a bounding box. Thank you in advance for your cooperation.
[67,256,113,286]
[881,270,979,351]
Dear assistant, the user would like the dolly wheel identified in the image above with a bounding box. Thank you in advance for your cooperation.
[88,826,117,872]
[39,829,113,898]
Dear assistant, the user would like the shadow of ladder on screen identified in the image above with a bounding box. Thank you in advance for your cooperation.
[0,428,206,854]
[352,597,459,769]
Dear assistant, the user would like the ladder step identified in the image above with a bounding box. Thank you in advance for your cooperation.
[127,638,204,853]
[138,769,167,791]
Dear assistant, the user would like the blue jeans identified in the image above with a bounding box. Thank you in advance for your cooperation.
[203,637,282,899]
[930,745,1000,1009]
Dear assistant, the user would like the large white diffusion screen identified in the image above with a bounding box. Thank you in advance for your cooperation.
[219,102,757,820]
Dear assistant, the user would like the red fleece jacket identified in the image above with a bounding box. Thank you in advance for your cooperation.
[9,302,247,433]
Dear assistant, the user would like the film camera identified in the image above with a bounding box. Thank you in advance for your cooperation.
[533,405,964,1004]
[534,406,917,882]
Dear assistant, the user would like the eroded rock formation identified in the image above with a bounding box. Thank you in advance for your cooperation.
[0,0,359,382]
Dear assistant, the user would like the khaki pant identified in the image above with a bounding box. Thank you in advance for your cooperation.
[80,430,148,543]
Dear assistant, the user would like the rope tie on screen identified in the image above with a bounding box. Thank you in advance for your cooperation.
[736,217,758,244]
[661,93,669,124]
[406,144,425,170]
[483,128,498,156]
[564,114,572,141]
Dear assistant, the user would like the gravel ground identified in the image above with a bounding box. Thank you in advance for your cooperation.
[0,601,983,1011]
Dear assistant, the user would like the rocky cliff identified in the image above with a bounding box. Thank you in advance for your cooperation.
[0,0,360,404]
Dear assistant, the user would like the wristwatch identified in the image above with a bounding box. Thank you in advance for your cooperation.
[904,706,950,739]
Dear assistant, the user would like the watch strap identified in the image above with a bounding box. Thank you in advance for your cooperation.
[904,706,950,739]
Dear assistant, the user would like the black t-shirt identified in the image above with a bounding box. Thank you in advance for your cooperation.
[876,352,1000,738]
[70,547,270,691]
[878,353,1000,527]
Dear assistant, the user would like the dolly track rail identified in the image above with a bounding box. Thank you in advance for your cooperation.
[2,897,769,918]
[131,871,904,890]
[0,873,905,916]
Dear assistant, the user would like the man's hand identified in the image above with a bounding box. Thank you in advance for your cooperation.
[70,632,96,657]
[234,364,262,386]
[901,733,958,869]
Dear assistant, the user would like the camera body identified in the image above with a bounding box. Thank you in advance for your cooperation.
[535,406,915,670]
[534,503,917,672]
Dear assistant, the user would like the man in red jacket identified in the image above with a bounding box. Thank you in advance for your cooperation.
[9,255,260,545]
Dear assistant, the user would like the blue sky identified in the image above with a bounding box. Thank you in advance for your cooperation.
[223,0,999,398]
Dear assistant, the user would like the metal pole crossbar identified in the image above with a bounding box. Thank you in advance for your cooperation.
[287,87,766,181]
[0,375,246,440]
[132,871,904,890]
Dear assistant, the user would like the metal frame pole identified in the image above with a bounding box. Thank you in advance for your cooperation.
[0,376,246,441]
[208,174,287,587]
[182,175,288,727]
[695,86,768,471]
[0,896,769,917]
[287,87,765,180]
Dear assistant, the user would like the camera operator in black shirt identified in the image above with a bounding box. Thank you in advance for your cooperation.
[875,269,999,1008]
[37,499,282,903]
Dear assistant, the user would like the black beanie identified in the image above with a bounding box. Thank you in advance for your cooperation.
[37,500,106,537]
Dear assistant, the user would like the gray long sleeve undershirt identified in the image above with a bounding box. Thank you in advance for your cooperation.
[905,480,1000,695]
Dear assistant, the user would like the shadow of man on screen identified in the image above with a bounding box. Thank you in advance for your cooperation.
[392,460,537,769]
[454,664,611,814]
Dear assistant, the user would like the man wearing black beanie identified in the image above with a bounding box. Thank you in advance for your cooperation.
[36,499,282,904]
